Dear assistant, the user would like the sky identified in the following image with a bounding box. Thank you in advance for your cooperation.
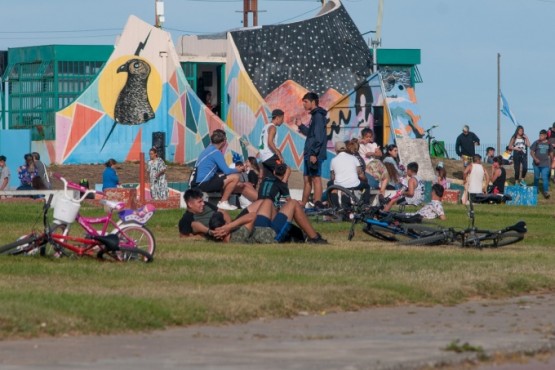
[2,0,555,148]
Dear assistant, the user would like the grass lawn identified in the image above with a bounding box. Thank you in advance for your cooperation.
[0,199,554,340]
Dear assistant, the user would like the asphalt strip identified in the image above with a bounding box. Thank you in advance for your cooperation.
[1,294,554,370]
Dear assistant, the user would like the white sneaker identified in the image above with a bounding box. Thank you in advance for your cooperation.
[217,201,237,211]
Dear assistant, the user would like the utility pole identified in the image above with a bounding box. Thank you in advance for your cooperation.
[243,0,258,27]
[497,53,501,153]
[155,0,165,28]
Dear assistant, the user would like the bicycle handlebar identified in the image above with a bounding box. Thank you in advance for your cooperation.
[53,173,104,202]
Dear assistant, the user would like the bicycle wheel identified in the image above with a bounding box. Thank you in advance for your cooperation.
[116,224,156,256]
[101,246,153,263]
[0,233,44,255]
[398,232,449,246]
[363,224,411,243]
[478,231,524,248]
[325,185,360,220]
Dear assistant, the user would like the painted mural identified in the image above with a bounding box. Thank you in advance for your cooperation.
[54,16,250,166]
[381,66,425,139]
[47,0,415,183]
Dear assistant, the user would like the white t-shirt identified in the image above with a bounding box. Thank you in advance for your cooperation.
[405,175,424,206]
[0,166,10,189]
[416,200,444,220]
[467,163,485,194]
[330,152,361,188]
[358,142,379,166]
[258,123,277,162]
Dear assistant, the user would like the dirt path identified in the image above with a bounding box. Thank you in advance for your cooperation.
[1,294,554,370]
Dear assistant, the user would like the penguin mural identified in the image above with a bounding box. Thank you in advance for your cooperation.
[114,58,155,125]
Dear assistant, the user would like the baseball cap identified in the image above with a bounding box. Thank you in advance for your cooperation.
[462,125,469,132]
[436,161,444,170]
[271,109,284,119]
[335,141,346,152]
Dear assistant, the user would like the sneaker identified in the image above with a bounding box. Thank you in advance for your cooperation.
[217,200,238,211]
[520,180,527,187]
[314,200,326,210]
[306,233,328,244]
[543,192,551,199]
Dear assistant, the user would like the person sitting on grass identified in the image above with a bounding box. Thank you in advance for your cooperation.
[179,188,257,241]
[179,189,326,244]
[330,141,370,204]
[488,156,506,194]
[231,198,327,244]
[383,162,424,212]
[258,163,290,207]
[406,183,446,221]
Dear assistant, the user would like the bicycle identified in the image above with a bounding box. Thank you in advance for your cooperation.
[324,185,447,243]
[0,175,156,262]
[444,196,526,248]
[425,125,449,158]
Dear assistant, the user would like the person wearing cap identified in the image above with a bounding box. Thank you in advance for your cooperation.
[455,125,480,167]
[530,129,553,199]
[258,108,291,183]
[329,140,370,204]
[435,161,449,190]
[0,155,10,191]
[295,92,328,207]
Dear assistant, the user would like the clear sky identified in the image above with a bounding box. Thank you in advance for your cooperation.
[2,0,555,147]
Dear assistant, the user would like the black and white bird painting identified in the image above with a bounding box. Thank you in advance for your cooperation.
[114,58,155,125]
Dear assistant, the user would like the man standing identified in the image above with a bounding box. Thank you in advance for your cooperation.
[0,155,10,191]
[530,129,553,199]
[258,109,291,183]
[32,152,51,189]
[295,92,328,207]
[455,125,480,167]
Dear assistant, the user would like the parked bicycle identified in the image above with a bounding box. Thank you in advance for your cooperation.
[445,196,526,248]
[323,185,526,248]
[324,185,445,243]
[0,174,156,262]
[425,125,449,158]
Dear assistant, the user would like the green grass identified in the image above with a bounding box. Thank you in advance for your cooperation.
[0,200,554,340]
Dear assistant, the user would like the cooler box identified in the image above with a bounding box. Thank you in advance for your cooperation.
[442,189,461,204]
[505,185,537,206]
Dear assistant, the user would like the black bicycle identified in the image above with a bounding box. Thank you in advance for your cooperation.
[425,125,449,158]
[447,197,526,248]
[323,185,447,243]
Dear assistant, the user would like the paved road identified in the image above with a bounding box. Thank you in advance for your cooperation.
[1,294,554,370]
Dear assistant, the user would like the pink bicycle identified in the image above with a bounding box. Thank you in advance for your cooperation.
[0,174,156,262]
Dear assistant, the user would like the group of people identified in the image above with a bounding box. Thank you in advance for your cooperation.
[179,91,450,244]
[0,152,51,194]
[456,123,555,200]
[101,148,169,200]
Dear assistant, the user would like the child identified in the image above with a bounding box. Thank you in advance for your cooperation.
[435,162,449,190]
[384,162,424,211]
[407,183,446,220]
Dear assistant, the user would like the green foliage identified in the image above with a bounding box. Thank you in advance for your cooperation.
[0,200,555,339]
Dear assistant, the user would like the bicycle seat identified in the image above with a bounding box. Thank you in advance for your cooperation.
[92,234,120,251]
[118,204,156,224]
[508,221,527,233]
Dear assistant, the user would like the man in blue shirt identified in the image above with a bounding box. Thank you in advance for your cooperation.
[191,129,257,210]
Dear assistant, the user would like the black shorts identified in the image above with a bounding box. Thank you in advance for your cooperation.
[262,155,280,177]
[196,173,226,193]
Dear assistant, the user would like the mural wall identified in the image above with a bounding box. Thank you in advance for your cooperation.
[381,67,424,139]
[53,16,249,165]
